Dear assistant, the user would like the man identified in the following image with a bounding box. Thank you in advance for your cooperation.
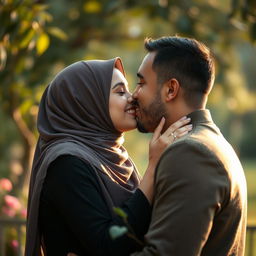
[131,36,247,255]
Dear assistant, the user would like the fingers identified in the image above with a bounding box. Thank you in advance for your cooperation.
[152,117,165,141]
[175,125,192,138]
[172,124,193,138]
[170,116,191,131]
[164,116,191,137]
[176,124,193,135]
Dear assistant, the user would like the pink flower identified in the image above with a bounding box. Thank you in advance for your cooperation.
[11,240,19,250]
[0,178,12,192]
[4,195,21,211]
[2,205,16,217]
[20,208,27,218]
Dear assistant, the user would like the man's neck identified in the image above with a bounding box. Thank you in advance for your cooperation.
[164,105,205,131]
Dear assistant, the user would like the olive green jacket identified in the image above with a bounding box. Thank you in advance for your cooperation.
[132,109,247,256]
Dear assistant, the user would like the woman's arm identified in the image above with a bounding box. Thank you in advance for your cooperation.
[41,155,151,256]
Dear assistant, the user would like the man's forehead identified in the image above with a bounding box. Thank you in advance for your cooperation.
[139,52,156,71]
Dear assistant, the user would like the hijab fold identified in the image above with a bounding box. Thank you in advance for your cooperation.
[25,58,140,256]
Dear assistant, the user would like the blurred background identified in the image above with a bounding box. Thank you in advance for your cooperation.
[0,0,256,255]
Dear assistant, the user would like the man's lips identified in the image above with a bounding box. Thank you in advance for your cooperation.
[135,106,140,117]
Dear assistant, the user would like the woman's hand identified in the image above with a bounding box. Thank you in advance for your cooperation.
[149,116,192,167]
[139,116,192,204]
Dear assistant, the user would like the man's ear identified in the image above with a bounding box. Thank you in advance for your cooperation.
[163,78,180,102]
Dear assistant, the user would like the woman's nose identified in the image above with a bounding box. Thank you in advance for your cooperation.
[127,94,133,103]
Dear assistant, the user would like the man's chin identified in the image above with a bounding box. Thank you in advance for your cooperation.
[136,120,149,133]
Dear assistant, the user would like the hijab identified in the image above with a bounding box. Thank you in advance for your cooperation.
[25,58,140,256]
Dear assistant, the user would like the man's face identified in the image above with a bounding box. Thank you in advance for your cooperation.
[133,52,167,133]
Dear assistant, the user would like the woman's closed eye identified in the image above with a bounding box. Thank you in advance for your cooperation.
[116,87,126,95]
[115,85,131,96]
[117,91,126,95]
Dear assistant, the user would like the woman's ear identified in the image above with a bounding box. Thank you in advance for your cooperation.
[163,78,180,102]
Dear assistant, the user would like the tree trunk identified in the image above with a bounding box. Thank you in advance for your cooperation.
[11,108,36,196]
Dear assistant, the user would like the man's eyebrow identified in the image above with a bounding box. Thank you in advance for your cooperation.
[137,73,144,79]
[112,82,125,89]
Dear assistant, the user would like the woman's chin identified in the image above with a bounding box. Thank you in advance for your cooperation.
[118,121,137,133]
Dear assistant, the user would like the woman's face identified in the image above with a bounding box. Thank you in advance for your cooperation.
[109,68,136,132]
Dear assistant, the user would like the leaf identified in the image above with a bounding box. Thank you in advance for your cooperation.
[32,4,49,12]
[109,225,128,240]
[83,1,101,13]
[0,45,7,71]
[39,11,53,23]
[48,27,67,41]
[20,21,31,34]
[20,30,35,49]
[20,99,33,115]
[36,33,50,56]
[113,207,128,220]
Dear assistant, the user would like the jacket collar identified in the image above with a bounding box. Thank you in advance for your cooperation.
[187,109,213,125]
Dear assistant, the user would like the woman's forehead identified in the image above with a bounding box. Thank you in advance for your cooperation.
[112,68,128,86]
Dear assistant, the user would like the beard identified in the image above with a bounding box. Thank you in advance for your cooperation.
[136,92,167,133]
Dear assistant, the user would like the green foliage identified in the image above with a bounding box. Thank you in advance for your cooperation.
[229,0,256,41]
[113,207,128,220]
[0,0,255,224]
[109,225,128,240]
[1,1,50,70]
[110,207,144,246]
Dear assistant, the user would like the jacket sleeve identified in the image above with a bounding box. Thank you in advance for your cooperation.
[131,140,229,256]
[42,155,151,256]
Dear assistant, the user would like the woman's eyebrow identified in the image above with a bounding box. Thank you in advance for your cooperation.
[112,82,125,89]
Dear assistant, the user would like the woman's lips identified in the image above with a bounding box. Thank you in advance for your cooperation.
[125,106,136,116]
[127,109,135,114]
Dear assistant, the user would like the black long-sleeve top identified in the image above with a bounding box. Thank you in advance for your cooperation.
[39,155,151,256]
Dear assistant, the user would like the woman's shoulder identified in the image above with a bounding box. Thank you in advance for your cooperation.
[47,154,97,181]
[51,154,88,165]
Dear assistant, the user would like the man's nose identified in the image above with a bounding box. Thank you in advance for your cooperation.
[132,86,139,99]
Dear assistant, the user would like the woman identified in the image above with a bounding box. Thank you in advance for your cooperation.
[25,58,191,256]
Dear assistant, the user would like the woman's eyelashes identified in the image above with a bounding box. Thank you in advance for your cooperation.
[115,87,125,95]
[115,85,130,96]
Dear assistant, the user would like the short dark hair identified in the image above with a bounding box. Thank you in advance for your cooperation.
[144,36,215,107]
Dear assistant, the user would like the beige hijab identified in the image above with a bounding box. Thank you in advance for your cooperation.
[25,58,140,255]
